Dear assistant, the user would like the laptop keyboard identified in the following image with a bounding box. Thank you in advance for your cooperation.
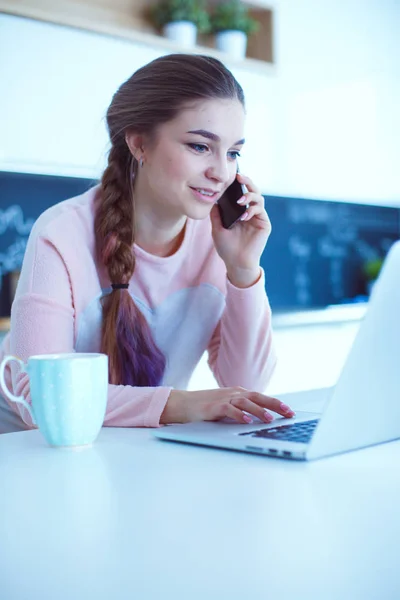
[238,419,320,444]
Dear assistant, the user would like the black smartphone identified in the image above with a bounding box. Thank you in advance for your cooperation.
[217,171,247,229]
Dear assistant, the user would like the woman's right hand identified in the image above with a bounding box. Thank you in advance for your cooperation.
[160,387,295,425]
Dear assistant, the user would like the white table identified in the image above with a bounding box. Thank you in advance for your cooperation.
[1,423,399,600]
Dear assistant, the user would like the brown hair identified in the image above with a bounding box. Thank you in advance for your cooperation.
[94,54,245,386]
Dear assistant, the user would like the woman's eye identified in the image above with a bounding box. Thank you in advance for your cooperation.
[188,143,208,153]
[187,144,241,159]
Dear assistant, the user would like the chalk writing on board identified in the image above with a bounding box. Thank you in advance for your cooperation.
[0,206,33,282]
[330,259,344,299]
[288,235,312,304]
[0,205,35,235]
[263,195,399,308]
[0,238,28,279]
[288,234,311,259]
[318,236,348,258]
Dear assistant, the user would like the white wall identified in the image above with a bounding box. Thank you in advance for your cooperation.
[268,0,400,204]
[0,0,399,205]
[0,14,163,178]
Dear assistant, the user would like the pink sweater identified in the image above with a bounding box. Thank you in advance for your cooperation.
[0,186,277,429]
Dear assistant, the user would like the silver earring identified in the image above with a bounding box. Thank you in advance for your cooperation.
[139,157,144,168]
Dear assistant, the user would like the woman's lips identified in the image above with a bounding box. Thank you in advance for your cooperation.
[189,187,219,204]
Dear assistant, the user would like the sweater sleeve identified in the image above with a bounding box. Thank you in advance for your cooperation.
[5,235,172,429]
[207,269,277,392]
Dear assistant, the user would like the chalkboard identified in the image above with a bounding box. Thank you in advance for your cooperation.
[1,171,399,312]
[262,195,400,309]
[0,171,95,282]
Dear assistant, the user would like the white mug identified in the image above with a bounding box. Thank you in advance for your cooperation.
[0,353,108,447]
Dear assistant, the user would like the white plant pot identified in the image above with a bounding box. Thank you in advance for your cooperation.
[162,21,197,47]
[215,30,247,60]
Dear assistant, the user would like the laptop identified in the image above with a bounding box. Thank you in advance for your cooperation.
[154,240,400,461]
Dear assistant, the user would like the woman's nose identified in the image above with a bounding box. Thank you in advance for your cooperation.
[206,157,230,183]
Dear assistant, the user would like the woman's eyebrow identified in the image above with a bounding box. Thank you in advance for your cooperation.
[187,129,245,145]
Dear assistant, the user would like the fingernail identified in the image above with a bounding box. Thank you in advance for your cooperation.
[264,410,274,422]
[240,212,248,221]
[243,413,253,423]
[237,196,246,204]
[280,402,295,416]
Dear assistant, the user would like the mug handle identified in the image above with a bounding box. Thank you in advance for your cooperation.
[0,355,36,424]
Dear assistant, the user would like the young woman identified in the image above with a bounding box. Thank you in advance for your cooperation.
[0,54,295,433]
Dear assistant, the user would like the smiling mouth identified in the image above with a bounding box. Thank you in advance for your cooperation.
[189,187,220,202]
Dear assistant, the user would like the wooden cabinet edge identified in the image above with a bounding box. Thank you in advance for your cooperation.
[0,2,276,75]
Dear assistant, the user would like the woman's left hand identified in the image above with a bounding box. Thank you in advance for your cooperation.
[210,173,271,288]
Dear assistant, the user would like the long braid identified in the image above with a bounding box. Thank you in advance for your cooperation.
[94,143,166,386]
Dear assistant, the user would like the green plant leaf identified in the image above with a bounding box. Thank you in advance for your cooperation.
[363,258,383,281]
[150,0,211,33]
[210,0,259,35]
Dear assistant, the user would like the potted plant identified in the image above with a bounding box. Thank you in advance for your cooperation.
[151,0,210,47]
[363,257,383,295]
[210,0,259,60]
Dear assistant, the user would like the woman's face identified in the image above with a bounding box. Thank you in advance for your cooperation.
[136,98,246,221]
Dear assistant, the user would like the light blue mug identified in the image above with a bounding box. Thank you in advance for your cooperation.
[0,353,108,447]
